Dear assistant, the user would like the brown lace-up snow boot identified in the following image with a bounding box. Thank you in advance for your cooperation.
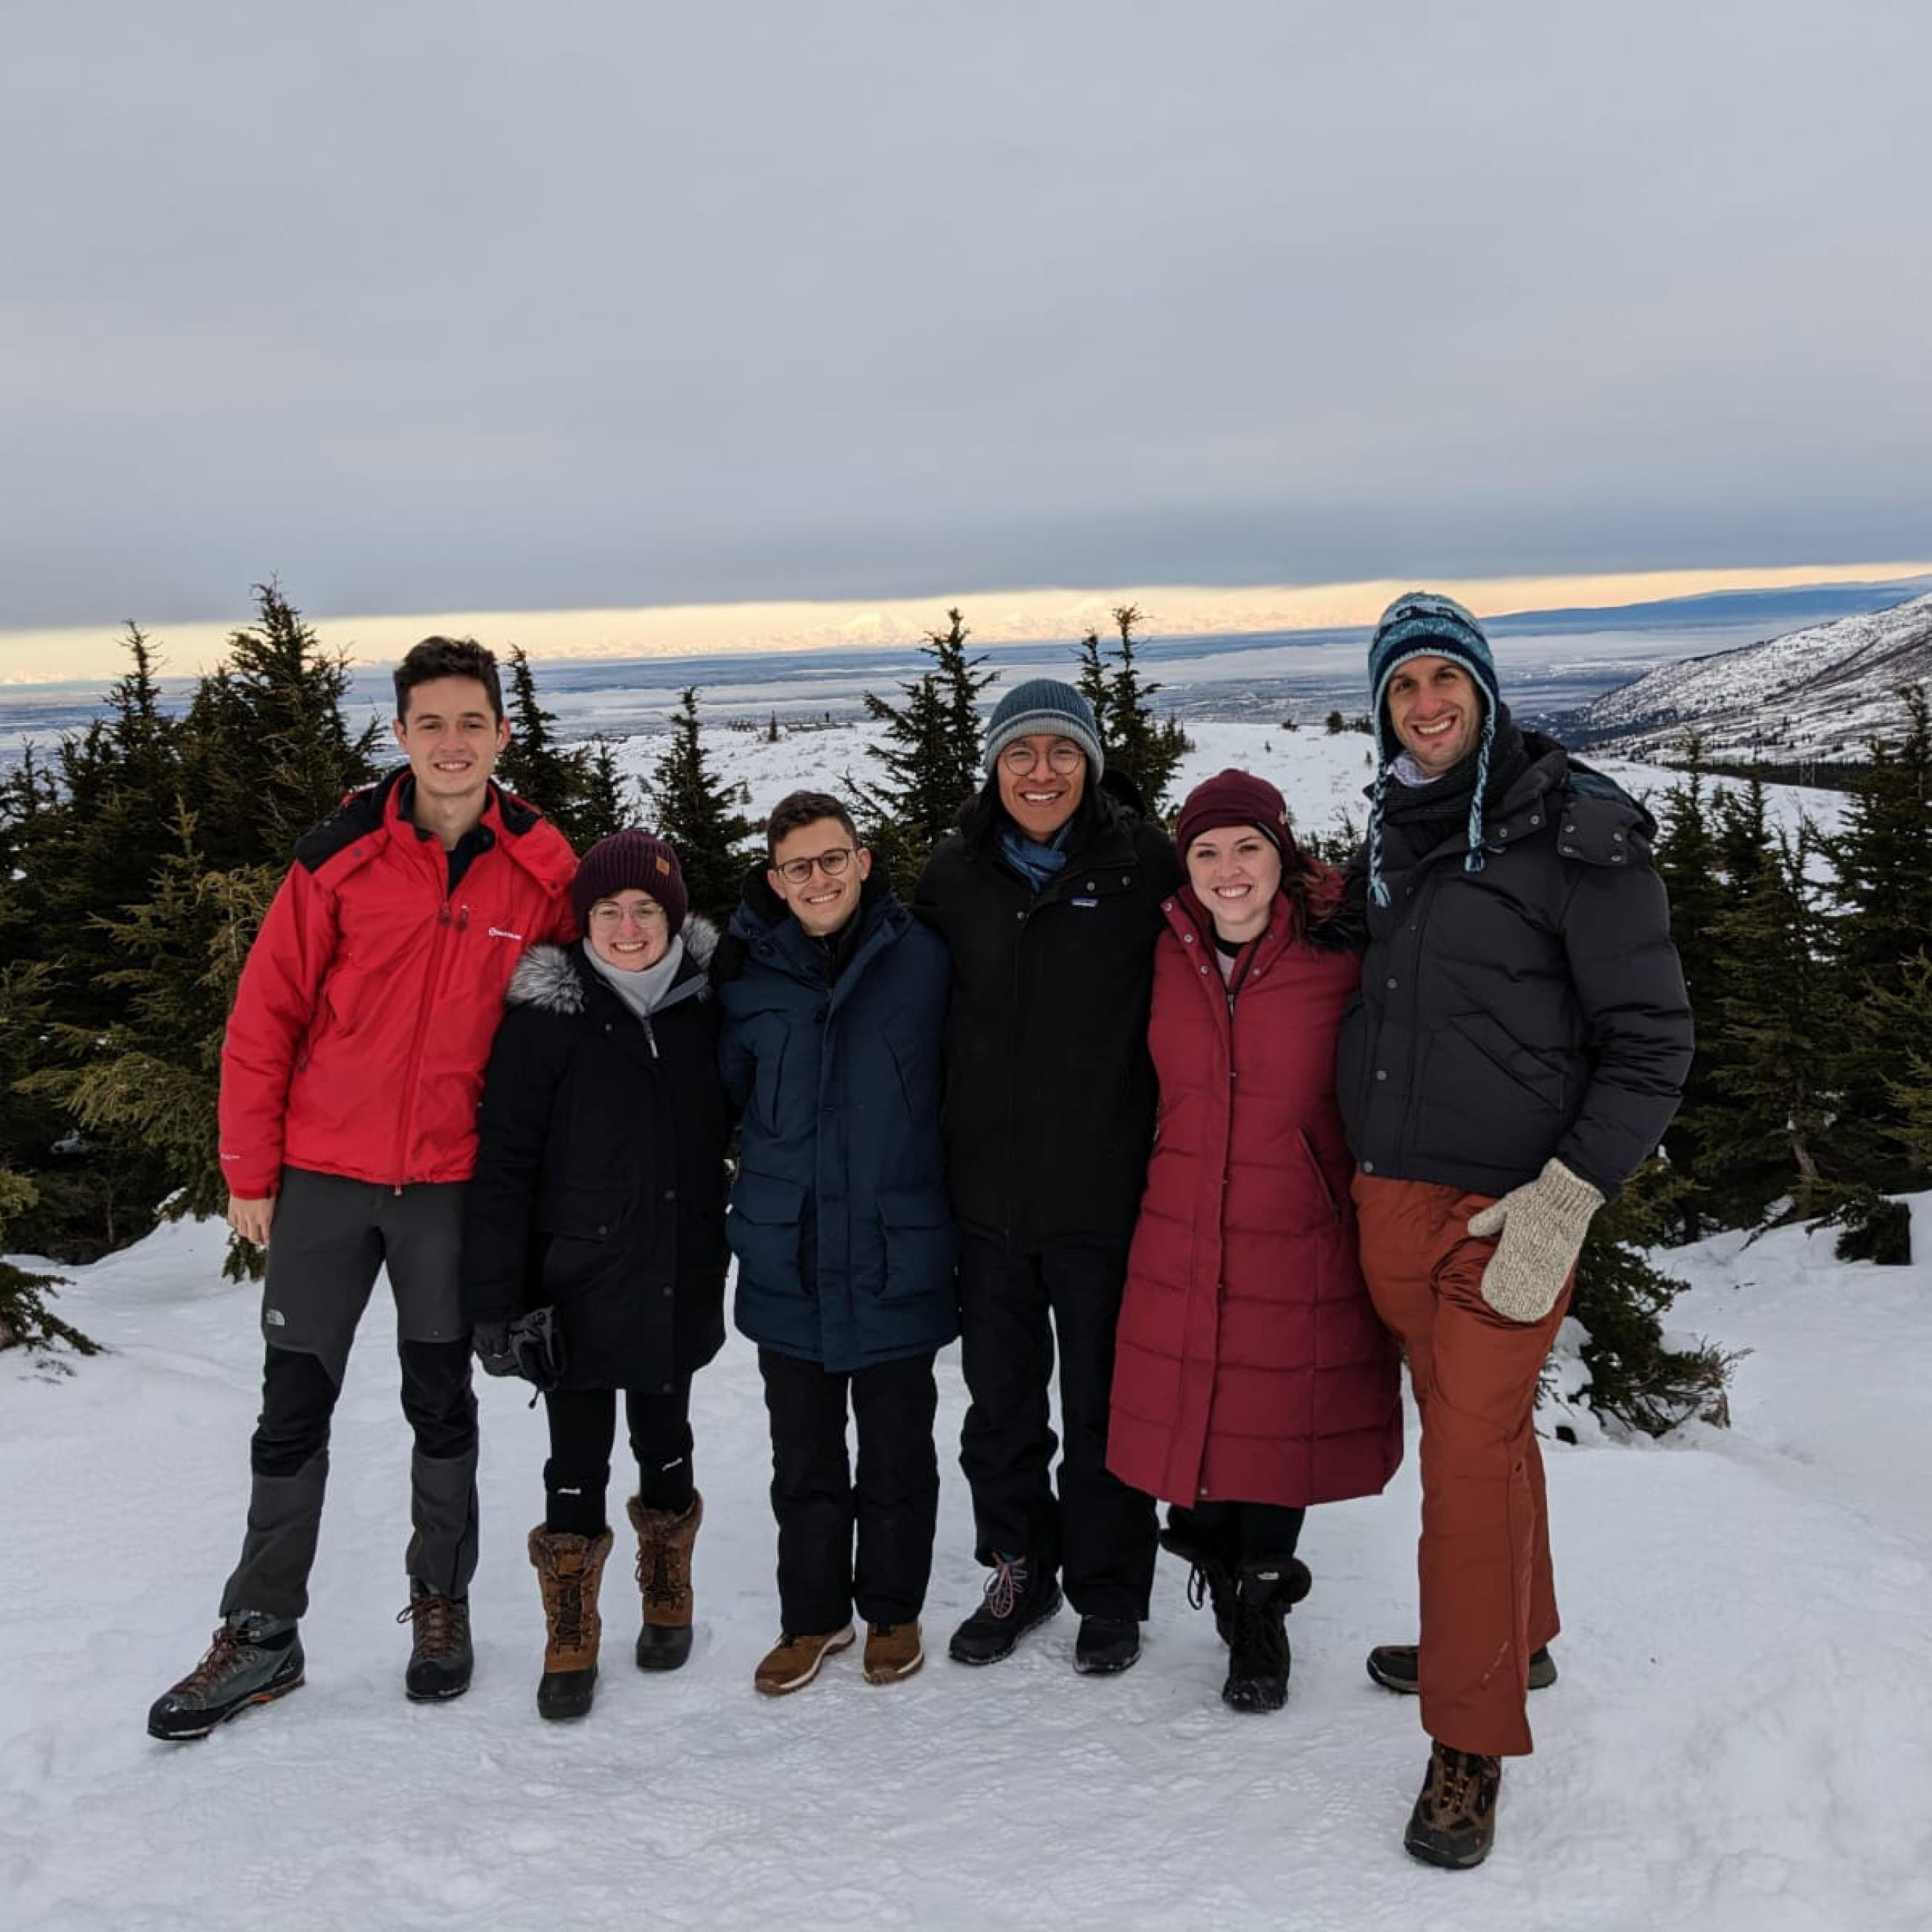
[626,1491,701,1672]
[1404,1740,1503,1869]
[528,1524,615,1721]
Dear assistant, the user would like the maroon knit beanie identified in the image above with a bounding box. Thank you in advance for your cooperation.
[571,829,689,936]
[1175,769,1296,862]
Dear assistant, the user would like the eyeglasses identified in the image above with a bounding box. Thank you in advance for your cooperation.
[999,742,1085,777]
[773,846,854,886]
[589,901,666,927]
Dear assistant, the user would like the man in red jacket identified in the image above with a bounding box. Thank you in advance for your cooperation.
[149,638,577,1741]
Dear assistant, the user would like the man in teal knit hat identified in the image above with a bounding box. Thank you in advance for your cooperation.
[915,678,1181,1677]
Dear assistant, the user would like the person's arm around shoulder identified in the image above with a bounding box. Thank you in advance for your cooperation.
[463,995,569,1343]
[218,863,340,1245]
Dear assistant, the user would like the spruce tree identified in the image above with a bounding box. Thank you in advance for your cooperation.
[858,609,997,892]
[1073,608,1190,817]
[179,583,380,870]
[1823,685,1932,1193]
[1567,1176,1731,1435]
[1701,822,1835,1219]
[646,687,753,927]
[495,644,583,823]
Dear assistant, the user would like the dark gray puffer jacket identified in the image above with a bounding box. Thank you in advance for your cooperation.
[1338,742,1692,1200]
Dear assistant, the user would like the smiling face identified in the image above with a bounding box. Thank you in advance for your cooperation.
[1384,655,1482,779]
[996,734,1087,840]
[1186,826,1283,944]
[768,817,871,938]
[586,889,670,971]
[392,673,510,806]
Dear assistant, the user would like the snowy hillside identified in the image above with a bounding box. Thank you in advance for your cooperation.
[1571,594,1932,762]
[7,1204,1931,1931]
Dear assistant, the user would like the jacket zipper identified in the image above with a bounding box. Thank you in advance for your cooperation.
[393,894,458,1188]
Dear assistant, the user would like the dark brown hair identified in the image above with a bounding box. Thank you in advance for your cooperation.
[393,636,505,722]
[764,789,858,860]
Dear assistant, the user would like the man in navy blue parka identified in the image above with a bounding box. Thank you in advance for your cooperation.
[716,789,956,1696]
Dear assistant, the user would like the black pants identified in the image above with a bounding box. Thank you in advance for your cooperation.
[956,1235,1157,1622]
[759,1347,939,1633]
[1176,1499,1306,1562]
[543,1380,695,1536]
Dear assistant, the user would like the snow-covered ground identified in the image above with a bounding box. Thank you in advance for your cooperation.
[5,1204,1930,1932]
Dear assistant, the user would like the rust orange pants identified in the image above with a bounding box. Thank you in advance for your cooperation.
[1354,1173,1569,1758]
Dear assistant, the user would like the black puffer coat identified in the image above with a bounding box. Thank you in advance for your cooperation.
[914,781,1184,1246]
[461,921,730,1393]
[1338,739,1692,1200]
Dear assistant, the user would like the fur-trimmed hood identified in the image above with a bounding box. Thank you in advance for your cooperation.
[505,914,720,1016]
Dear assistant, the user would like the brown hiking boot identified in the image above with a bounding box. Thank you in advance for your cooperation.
[753,1624,855,1696]
[626,1491,701,1672]
[862,1621,924,1685]
[396,1586,473,1702]
[528,1525,615,1721]
[1404,1740,1503,1870]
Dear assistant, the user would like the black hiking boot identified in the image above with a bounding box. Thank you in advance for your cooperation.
[1222,1555,1311,1713]
[147,1614,305,1741]
[1072,1615,1141,1676]
[1367,1642,1557,1696]
[947,1554,1062,1665]
[1158,1508,1238,1646]
[1404,1741,1503,1869]
[398,1585,473,1702]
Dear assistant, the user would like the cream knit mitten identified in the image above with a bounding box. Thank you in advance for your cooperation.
[1466,1158,1604,1323]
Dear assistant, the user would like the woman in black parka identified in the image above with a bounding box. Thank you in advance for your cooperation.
[464,830,729,1720]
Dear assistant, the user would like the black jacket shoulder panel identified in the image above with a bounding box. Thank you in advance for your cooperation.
[292,768,404,874]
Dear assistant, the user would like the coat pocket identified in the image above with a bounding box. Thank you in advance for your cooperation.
[727,1169,810,1295]
[875,1187,959,1296]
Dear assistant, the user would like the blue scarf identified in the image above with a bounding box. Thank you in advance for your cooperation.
[999,821,1073,890]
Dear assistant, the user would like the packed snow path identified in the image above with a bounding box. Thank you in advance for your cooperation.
[4,1208,1930,1931]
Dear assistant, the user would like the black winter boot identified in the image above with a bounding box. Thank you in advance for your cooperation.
[947,1554,1062,1665]
[1158,1508,1239,1646]
[1222,1555,1311,1714]
[1073,1615,1141,1676]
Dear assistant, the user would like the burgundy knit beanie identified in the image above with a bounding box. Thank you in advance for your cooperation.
[571,829,689,936]
[1175,769,1296,861]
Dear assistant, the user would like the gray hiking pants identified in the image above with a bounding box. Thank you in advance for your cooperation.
[219,1169,479,1624]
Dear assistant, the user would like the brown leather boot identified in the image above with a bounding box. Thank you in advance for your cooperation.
[527,1525,614,1722]
[863,1620,924,1685]
[1404,1740,1503,1869]
[626,1491,701,1672]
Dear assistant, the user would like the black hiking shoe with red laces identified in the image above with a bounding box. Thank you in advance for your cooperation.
[147,1615,305,1741]
[1404,1742,1503,1870]
[947,1555,1063,1665]
[398,1586,473,1701]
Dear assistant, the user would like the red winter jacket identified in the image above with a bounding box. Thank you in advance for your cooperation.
[1107,874,1402,1509]
[219,771,577,1198]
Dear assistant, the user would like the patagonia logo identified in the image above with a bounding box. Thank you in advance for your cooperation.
[487,926,525,942]
[264,1308,286,1327]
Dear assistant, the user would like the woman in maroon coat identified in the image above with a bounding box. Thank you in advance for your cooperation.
[1108,769,1401,1712]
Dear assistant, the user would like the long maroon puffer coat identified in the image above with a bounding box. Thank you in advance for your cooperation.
[1107,874,1402,1509]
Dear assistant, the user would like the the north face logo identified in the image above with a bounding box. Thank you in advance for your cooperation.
[487,927,525,941]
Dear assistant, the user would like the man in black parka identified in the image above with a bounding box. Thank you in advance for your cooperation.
[1338,592,1692,1870]
[915,678,1182,1676]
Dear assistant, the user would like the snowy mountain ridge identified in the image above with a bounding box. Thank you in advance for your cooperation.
[1569,592,1932,762]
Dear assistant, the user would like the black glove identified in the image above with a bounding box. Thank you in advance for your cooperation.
[472,1321,520,1378]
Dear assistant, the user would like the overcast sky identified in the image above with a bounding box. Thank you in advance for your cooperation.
[3,1,1928,644]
